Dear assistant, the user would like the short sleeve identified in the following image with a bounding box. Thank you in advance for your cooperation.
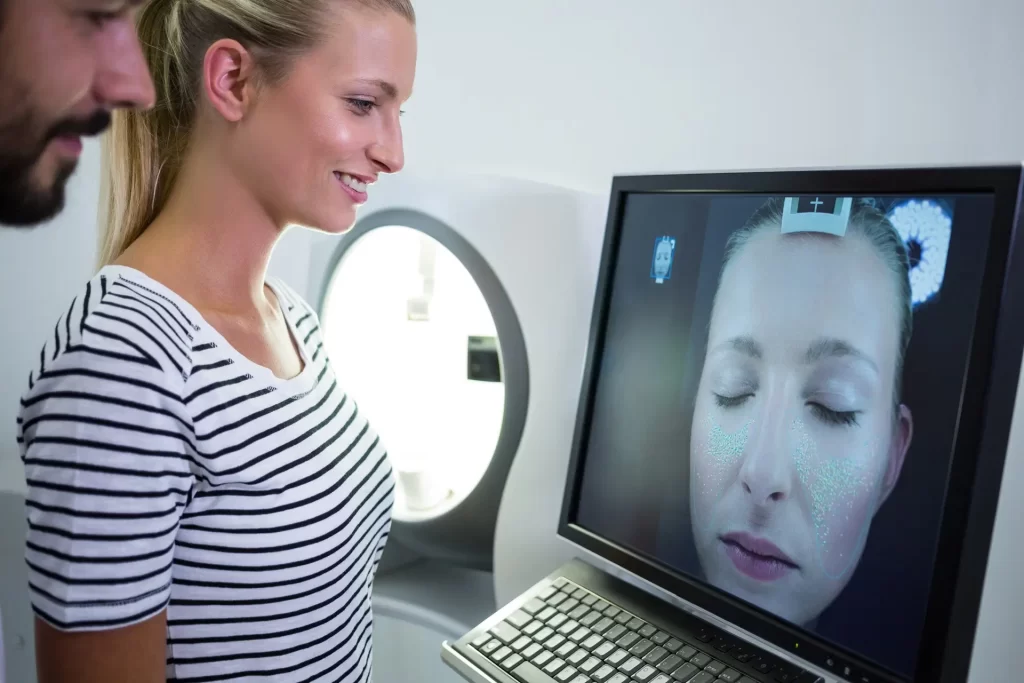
[18,294,195,632]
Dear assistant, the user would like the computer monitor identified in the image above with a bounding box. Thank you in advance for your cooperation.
[559,166,1024,683]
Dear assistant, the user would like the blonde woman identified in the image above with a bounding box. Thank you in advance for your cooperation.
[18,1,416,681]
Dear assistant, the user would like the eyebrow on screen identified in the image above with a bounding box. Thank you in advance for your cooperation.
[713,335,878,373]
[803,337,879,373]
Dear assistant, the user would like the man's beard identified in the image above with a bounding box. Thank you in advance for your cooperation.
[0,107,111,227]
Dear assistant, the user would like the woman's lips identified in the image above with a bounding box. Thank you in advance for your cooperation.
[720,532,799,582]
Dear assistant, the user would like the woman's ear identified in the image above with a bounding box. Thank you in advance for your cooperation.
[879,404,913,509]
[202,39,258,123]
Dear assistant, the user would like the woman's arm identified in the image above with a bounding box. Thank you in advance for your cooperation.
[19,286,195,683]
[35,613,168,683]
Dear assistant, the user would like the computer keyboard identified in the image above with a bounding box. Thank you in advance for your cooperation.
[463,577,824,683]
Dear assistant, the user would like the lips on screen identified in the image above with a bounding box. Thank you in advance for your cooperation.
[573,193,994,675]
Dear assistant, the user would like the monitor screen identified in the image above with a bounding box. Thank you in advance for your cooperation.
[570,190,999,678]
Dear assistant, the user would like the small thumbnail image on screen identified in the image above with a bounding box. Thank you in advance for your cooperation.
[574,191,993,676]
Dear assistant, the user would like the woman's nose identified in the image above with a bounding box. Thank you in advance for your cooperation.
[739,406,794,506]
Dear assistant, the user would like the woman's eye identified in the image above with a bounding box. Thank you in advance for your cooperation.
[347,99,376,115]
[809,402,859,427]
[714,393,751,409]
[85,11,118,28]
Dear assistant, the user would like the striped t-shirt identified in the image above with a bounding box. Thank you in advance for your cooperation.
[17,265,394,682]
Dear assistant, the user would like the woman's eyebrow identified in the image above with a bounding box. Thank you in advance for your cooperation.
[803,337,878,374]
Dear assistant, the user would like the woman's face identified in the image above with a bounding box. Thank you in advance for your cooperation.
[689,229,912,626]
[234,4,416,233]
[654,240,673,277]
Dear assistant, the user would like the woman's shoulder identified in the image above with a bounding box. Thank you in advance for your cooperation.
[25,267,199,399]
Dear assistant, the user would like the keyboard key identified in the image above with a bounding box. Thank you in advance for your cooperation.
[677,645,697,660]
[553,617,574,633]
[605,625,628,641]
[614,612,631,625]
[582,634,604,651]
[689,673,714,683]
[719,669,743,682]
[550,614,570,630]
[572,676,592,683]
[581,657,602,674]
[714,640,734,654]
[507,610,532,628]
[556,666,578,682]
[694,631,714,643]
[471,633,491,647]
[635,665,658,682]
[513,661,558,683]
[492,621,521,644]
[523,621,543,637]
[629,639,654,657]
[572,588,588,600]
[651,675,672,683]
[644,646,667,665]
[616,632,639,649]
[606,649,629,666]
[545,634,566,650]
[548,593,568,607]
[689,652,711,668]
[492,646,512,663]
[538,607,558,622]
[553,578,569,589]
[704,660,726,676]
[619,657,643,675]
[594,641,615,658]
[568,649,588,666]
[535,627,555,643]
[543,658,566,676]
[570,627,591,643]
[570,605,590,621]
[501,653,523,671]
[555,641,575,657]
[639,624,658,638]
[607,675,629,683]
[652,631,670,645]
[773,672,796,683]
[627,617,646,631]
[523,643,543,659]
[754,660,775,675]
[738,678,761,683]
[523,598,546,615]
[582,594,598,606]
[512,636,532,652]
[539,586,558,601]
[580,611,601,627]
[593,664,617,682]
[664,638,683,653]
[481,640,502,655]
[671,662,698,682]
[592,617,614,634]
[594,600,611,612]
[534,650,554,667]
[559,599,581,614]
[657,654,682,673]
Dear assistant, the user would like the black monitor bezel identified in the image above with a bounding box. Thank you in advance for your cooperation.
[557,165,1024,683]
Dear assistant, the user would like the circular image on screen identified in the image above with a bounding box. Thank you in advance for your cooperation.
[688,198,915,626]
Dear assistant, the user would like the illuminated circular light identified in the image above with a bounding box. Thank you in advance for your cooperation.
[321,225,505,523]
[887,199,953,307]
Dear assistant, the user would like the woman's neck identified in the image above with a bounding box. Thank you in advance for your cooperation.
[117,145,283,317]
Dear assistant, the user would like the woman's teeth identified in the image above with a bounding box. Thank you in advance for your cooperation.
[335,172,367,193]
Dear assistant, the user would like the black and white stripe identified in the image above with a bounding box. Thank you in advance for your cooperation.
[18,265,394,682]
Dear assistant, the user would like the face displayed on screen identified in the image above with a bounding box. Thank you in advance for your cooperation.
[689,224,913,626]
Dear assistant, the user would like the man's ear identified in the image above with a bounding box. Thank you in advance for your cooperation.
[202,39,258,123]
[878,404,913,509]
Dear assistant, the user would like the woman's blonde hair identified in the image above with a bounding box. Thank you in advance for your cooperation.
[100,0,415,267]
